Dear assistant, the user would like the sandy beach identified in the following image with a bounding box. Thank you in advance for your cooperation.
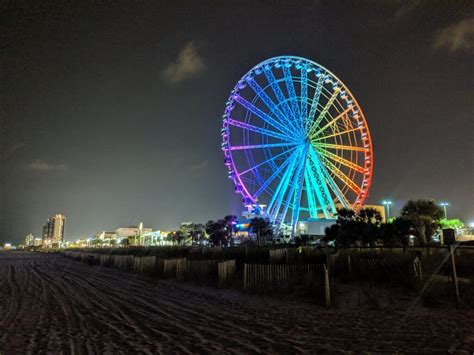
[0,252,473,353]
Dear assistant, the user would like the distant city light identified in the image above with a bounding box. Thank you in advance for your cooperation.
[439,202,449,219]
[382,200,393,220]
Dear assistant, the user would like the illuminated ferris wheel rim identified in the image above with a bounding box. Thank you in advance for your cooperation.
[221,55,373,226]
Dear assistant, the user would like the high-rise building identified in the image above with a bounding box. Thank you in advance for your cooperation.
[42,214,66,248]
[23,233,35,247]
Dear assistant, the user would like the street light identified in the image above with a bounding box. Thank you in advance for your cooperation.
[382,200,393,220]
[439,202,449,219]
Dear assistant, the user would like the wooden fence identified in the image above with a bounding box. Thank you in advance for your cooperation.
[243,263,330,306]
[243,263,323,290]
[184,259,218,283]
[111,255,134,270]
[269,248,288,263]
[99,254,112,266]
[218,260,236,288]
[133,256,157,274]
[156,258,186,279]
[344,253,422,284]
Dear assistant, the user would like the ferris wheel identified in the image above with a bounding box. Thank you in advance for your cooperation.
[221,56,373,235]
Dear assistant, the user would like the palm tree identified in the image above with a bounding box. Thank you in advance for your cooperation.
[249,217,273,246]
[189,223,206,245]
[400,199,444,245]
[205,220,227,246]
[224,215,237,241]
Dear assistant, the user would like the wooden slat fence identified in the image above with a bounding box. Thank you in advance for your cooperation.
[185,259,218,283]
[156,258,186,279]
[99,254,112,266]
[243,263,325,291]
[269,248,287,263]
[218,260,236,288]
[111,255,134,271]
[133,256,157,274]
[347,253,422,282]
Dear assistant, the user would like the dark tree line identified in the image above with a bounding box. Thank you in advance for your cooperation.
[324,199,445,247]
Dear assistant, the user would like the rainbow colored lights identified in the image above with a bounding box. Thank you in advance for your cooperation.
[221,56,373,236]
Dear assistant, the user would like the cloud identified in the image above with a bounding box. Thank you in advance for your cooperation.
[393,0,423,20]
[433,18,474,52]
[161,41,205,84]
[28,159,68,172]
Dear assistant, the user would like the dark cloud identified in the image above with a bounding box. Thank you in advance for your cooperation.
[161,41,205,84]
[433,18,474,52]
[27,160,68,172]
[393,0,423,20]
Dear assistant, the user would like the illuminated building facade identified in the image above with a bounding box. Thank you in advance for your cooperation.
[42,214,66,249]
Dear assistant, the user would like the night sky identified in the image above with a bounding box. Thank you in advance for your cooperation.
[1,1,473,244]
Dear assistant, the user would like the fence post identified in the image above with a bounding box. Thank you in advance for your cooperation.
[324,265,331,308]
[243,263,247,289]
[325,245,329,273]
[449,245,460,308]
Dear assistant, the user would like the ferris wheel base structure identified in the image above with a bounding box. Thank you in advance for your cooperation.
[221,56,373,238]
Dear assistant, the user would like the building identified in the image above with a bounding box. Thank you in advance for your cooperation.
[363,204,387,223]
[21,233,35,248]
[115,222,152,246]
[115,224,151,238]
[95,231,118,240]
[42,214,66,249]
[3,243,14,250]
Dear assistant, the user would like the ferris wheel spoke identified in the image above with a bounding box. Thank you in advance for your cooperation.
[315,147,365,174]
[245,77,299,139]
[304,168,318,218]
[276,145,308,229]
[300,66,308,122]
[315,142,369,152]
[311,148,351,208]
[308,88,341,138]
[324,173,351,208]
[312,126,363,141]
[307,148,337,218]
[267,148,302,221]
[309,107,352,139]
[264,68,303,138]
[306,75,325,133]
[282,65,303,133]
[305,165,332,219]
[251,148,299,200]
[229,142,297,151]
[233,95,295,138]
[227,118,297,143]
[238,146,298,176]
[289,145,309,236]
[318,154,362,195]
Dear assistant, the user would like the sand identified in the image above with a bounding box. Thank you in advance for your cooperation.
[0,252,473,353]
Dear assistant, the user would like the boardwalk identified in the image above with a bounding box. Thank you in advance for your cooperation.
[0,252,473,353]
